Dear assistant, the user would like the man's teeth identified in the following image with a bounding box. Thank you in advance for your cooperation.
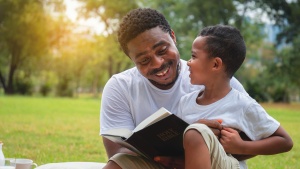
[156,67,169,76]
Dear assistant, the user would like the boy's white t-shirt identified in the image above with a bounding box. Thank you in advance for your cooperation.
[177,88,280,169]
[100,59,247,134]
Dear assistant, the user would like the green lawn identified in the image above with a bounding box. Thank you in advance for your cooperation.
[247,103,300,169]
[0,96,299,168]
[0,95,107,165]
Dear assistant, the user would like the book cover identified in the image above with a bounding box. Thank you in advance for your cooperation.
[103,107,189,159]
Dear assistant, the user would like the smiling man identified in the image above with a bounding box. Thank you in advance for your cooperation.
[100,8,247,169]
[127,26,180,89]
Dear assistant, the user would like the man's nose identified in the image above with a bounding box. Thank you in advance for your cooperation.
[151,55,164,68]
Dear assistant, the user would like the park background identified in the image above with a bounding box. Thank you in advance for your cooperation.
[0,0,299,168]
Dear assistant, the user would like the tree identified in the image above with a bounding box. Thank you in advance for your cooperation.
[77,0,137,77]
[0,0,65,94]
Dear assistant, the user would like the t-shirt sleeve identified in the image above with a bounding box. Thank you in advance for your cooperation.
[100,76,135,135]
[241,101,280,140]
[230,77,248,96]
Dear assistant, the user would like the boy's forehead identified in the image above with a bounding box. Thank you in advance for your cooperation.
[193,36,207,49]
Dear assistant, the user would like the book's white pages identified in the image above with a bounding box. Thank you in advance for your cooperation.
[133,107,171,132]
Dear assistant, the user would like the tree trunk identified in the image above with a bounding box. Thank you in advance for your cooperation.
[0,71,7,92]
[5,63,17,95]
[5,46,21,95]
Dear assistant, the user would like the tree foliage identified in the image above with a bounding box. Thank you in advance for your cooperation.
[0,0,65,94]
[0,0,299,101]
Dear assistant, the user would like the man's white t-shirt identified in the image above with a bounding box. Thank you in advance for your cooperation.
[177,88,280,169]
[100,59,247,134]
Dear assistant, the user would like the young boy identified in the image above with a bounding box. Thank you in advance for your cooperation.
[176,25,293,169]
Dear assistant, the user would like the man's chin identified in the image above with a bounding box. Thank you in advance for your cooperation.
[149,61,181,89]
[149,78,177,89]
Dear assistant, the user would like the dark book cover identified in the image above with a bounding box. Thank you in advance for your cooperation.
[125,114,189,159]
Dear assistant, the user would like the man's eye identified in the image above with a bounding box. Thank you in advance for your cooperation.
[140,58,150,65]
[158,46,167,55]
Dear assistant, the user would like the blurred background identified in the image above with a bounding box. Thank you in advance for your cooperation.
[0,0,299,102]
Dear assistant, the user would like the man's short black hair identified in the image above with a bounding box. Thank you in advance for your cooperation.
[118,8,172,56]
[199,25,246,78]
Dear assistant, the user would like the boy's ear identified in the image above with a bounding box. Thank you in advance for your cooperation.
[213,57,223,70]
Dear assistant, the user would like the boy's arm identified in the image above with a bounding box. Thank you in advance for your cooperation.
[220,126,293,156]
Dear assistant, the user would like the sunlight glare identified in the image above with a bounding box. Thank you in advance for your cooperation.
[64,0,105,34]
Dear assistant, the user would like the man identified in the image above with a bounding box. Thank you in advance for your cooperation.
[100,8,247,169]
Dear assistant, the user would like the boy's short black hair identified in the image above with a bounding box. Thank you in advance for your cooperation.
[199,25,246,78]
[118,8,172,56]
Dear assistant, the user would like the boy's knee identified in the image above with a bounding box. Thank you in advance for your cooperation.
[184,129,206,148]
[184,123,216,147]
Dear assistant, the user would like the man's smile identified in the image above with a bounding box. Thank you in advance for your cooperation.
[156,66,170,77]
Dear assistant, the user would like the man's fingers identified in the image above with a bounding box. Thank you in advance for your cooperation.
[216,119,223,124]
[154,156,184,169]
[210,128,221,137]
[197,119,223,130]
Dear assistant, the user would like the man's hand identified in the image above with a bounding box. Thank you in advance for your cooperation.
[194,119,223,138]
[154,156,184,169]
[102,137,136,158]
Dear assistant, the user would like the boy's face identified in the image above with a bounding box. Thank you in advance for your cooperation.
[188,36,216,85]
[127,26,180,90]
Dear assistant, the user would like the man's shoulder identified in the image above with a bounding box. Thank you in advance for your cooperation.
[110,67,142,82]
[180,90,200,103]
[113,67,139,77]
[104,67,145,90]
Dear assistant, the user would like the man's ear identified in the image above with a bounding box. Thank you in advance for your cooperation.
[213,57,223,70]
[171,30,176,44]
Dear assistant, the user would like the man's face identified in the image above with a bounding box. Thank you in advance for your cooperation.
[127,27,180,89]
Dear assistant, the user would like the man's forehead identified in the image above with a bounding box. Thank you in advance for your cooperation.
[127,28,171,58]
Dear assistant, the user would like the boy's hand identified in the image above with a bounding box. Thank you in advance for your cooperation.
[220,127,244,154]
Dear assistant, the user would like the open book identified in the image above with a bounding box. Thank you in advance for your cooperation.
[102,107,189,159]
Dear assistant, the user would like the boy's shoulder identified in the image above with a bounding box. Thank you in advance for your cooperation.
[180,90,202,103]
[230,88,257,107]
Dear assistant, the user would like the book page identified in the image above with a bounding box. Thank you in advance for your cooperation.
[133,107,171,133]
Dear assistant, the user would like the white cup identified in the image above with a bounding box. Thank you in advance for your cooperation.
[0,158,15,169]
[10,159,37,169]
[0,167,15,169]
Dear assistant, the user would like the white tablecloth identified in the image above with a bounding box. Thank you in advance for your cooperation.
[35,162,106,169]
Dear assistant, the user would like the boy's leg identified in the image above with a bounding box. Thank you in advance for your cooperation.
[184,123,240,169]
[184,129,211,169]
[105,153,165,169]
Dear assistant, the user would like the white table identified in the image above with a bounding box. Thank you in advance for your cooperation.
[35,162,106,169]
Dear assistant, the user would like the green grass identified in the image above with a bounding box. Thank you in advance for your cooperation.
[0,95,107,165]
[0,96,299,168]
[247,103,300,169]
